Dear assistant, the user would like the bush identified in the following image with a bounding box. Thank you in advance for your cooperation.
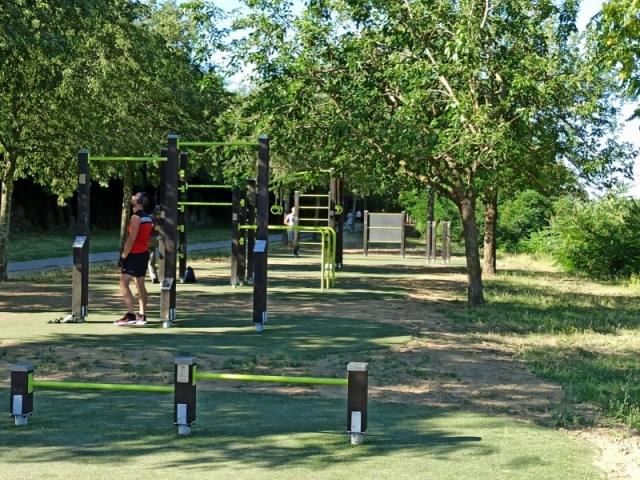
[543,196,640,279]
[497,190,553,253]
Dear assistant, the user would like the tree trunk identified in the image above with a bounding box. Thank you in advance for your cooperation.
[459,195,485,306]
[119,164,134,252]
[0,153,17,282]
[483,189,498,277]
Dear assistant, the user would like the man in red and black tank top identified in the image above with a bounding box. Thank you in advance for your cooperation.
[114,192,154,326]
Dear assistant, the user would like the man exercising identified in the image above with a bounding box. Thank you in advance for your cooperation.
[114,191,154,326]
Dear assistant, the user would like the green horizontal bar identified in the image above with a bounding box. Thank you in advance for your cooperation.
[178,202,233,206]
[89,156,167,162]
[240,225,333,232]
[197,372,347,386]
[367,241,403,244]
[180,141,259,147]
[187,184,232,189]
[32,380,174,393]
[299,194,329,197]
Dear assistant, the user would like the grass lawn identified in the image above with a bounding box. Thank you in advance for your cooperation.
[7,227,231,262]
[2,236,639,478]
[0,390,599,480]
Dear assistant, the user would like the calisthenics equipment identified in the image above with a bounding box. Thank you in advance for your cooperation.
[169,136,269,330]
[291,168,346,270]
[426,221,452,264]
[72,150,168,325]
[174,147,250,288]
[10,359,369,445]
[241,224,336,290]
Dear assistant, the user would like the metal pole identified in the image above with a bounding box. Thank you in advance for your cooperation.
[252,136,269,331]
[347,362,368,445]
[246,178,256,284]
[174,357,197,435]
[231,186,240,287]
[161,135,179,328]
[363,210,369,256]
[336,177,344,269]
[72,150,90,322]
[178,152,188,283]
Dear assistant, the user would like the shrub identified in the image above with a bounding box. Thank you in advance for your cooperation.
[544,196,640,279]
[497,190,554,253]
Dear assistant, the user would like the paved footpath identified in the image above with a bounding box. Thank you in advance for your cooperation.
[7,233,290,277]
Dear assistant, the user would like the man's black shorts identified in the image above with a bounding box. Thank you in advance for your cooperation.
[122,251,150,278]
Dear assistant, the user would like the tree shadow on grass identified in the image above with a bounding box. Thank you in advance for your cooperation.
[0,389,595,478]
[453,278,640,334]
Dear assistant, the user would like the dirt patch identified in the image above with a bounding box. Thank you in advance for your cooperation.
[2,253,639,479]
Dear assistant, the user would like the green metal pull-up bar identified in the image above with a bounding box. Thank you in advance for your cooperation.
[179,141,259,147]
[89,156,167,162]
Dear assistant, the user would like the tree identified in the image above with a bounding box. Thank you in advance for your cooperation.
[0,0,230,278]
[0,0,108,280]
[229,0,634,305]
[590,0,640,116]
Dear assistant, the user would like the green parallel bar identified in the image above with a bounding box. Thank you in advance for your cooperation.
[178,202,233,206]
[89,157,167,162]
[197,372,347,386]
[179,141,259,147]
[299,194,328,197]
[187,184,232,189]
[31,380,174,393]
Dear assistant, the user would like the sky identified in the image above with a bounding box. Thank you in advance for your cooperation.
[214,0,639,195]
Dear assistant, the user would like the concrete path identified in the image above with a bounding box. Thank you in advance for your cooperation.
[7,233,289,277]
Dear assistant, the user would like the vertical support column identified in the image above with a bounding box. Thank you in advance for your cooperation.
[246,178,256,285]
[252,136,269,332]
[426,221,433,263]
[363,210,369,256]
[10,363,34,426]
[158,148,168,278]
[238,188,247,285]
[430,221,437,263]
[178,152,188,283]
[400,211,406,258]
[174,357,197,435]
[328,169,336,283]
[161,135,179,328]
[347,362,368,445]
[293,190,300,250]
[231,186,240,287]
[336,177,344,270]
[72,150,90,322]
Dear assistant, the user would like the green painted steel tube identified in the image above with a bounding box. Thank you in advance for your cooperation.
[238,224,336,289]
[178,202,233,206]
[187,184,233,189]
[179,141,259,147]
[89,156,167,162]
[196,372,347,386]
[31,380,174,393]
